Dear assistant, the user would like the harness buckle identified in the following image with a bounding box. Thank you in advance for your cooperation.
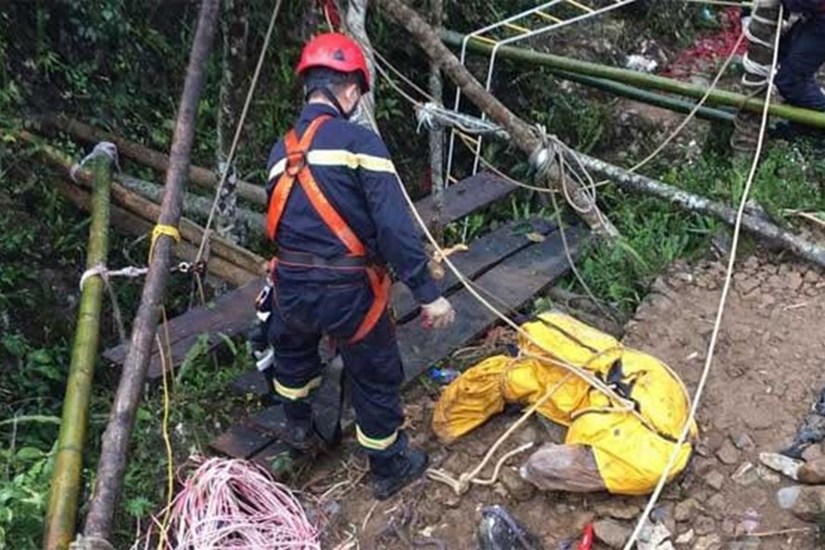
[286,150,308,176]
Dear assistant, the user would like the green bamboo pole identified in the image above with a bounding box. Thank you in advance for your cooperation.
[551,69,735,123]
[44,146,115,550]
[441,29,825,129]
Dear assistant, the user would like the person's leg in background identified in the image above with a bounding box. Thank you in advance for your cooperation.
[776,16,825,111]
[341,312,428,500]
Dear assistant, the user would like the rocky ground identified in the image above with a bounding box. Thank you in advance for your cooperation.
[308,252,825,549]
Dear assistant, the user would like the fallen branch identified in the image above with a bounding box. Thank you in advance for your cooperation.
[117,173,265,232]
[55,180,258,287]
[375,0,619,238]
[44,148,114,550]
[37,115,268,206]
[84,0,220,540]
[576,150,825,268]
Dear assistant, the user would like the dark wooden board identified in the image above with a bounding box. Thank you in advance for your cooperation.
[103,280,262,378]
[103,171,517,379]
[397,225,587,384]
[211,226,588,464]
[208,422,276,459]
[230,218,559,397]
[413,171,516,228]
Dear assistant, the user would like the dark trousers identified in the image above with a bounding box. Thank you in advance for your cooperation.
[267,270,406,458]
[776,15,825,111]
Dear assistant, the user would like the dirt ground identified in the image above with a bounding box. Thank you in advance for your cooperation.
[306,252,825,549]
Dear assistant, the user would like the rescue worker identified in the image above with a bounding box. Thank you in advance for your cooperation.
[263,32,456,500]
[775,0,825,112]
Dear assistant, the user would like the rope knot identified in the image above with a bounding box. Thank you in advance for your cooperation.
[70,142,120,183]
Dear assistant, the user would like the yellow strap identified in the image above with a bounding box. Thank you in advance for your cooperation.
[149,224,181,261]
[356,425,398,451]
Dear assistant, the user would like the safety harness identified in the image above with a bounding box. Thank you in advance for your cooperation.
[266,115,391,344]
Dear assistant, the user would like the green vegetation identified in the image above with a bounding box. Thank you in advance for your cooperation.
[1,1,824,548]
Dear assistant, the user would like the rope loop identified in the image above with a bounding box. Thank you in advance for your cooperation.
[70,141,120,183]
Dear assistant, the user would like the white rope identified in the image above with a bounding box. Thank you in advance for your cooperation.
[70,141,120,182]
[79,264,148,291]
[416,101,510,139]
[624,7,784,547]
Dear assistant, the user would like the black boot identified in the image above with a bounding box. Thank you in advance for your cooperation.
[370,445,429,501]
[280,401,318,452]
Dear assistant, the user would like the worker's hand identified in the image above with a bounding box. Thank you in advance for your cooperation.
[421,296,455,329]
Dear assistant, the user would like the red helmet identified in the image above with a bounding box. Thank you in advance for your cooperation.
[296,32,371,92]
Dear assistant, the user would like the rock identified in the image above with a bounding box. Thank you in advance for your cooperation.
[637,520,674,550]
[729,538,760,550]
[593,501,642,520]
[693,533,722,550]
[784,271,804,291]
[674,499,698,522]
[777,485,825,521]
[716,440,741,465]
[801,444,823,463]
[676,529,695,545]
[704,470,724,491]
[516,423,538,445]
[501,467,535,501]
[731,432,755,451]
[734,273,761,294]
[755,465,781,484]
[732,462,759,486]
[695,515,715,536]
[593,519,632,548]
[706,493,725,512]
[759,452,802,480]
[798,456,825,485]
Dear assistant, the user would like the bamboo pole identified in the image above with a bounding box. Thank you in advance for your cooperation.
[376,0,620,238]
[55,180,258,287]
[37,115,268,206]
[18,129,266,278]
[551,69,735,123]
[83,0,220,540]
[440,29,825,130]
[43,149,114,550]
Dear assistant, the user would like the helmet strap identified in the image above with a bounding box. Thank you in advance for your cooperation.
[307,85,355,119]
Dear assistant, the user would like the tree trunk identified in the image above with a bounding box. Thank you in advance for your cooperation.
[18,129,266,278]
[428,0,445,242]
[575,150,825,268]
[345,0,378,130]
[216,0,250,244]
[375,0,619,238]
[37,115,268,206]
[55,180,257,286]
[43,150,114,550]
[440,29,825,130]
[83,1,220,540]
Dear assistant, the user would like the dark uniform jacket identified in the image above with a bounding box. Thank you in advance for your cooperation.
[266,103,440,305]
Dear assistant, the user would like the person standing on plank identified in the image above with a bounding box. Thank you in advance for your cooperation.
[263,32,455,500]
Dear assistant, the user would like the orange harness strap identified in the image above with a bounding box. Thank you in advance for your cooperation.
[266,115,389,344]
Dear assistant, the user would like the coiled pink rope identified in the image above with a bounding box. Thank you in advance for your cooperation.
[146,456,320,549]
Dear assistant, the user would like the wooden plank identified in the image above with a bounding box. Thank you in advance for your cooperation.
[103,171,515,377]
[208,422,275,459]
[230,218,559,396]
[214,226,588,464]
[392,218,556,322]
[413,171,516,227]
[397,224,587,384]
[103,280,262,378]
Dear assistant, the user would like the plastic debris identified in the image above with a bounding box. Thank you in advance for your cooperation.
[576,523,594,550]
[736,508,760,536]
[625,54,658,73]
[477,505,542,550]
[428,367,460,385]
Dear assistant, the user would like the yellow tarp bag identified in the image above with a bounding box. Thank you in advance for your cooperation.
[432,311,697,495]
